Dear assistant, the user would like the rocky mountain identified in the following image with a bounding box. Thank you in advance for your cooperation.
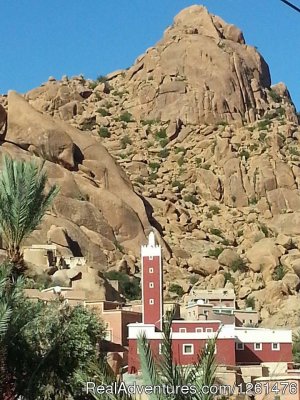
[1,5,300,327]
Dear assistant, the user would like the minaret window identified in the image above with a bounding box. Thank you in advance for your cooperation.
[149,267,154,273]
[149,282,154,288]
[149,299,154,305]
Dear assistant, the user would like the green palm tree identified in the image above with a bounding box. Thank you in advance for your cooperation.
[137,309,217,400]
[0,263,24,399]
[0,154,59,272]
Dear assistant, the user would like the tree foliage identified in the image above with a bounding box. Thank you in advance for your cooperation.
[0,155,59,270]
[137,308,217,400]
[0,263,105,399]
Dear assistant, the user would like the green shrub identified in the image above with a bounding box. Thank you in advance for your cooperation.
[149,162,160,171]
[231,257,247,272]
[259,131,267,142]
[210,228,223,237]
[239,149,250,160]
[96,75,108,83]
[112,90,127,98]
[289,147,300,157]
[269,89,282,103]
[25,274,52,290]
[183,194,199,205]
[175,147,187,155]
[155,129,167,140]
[141,119,160,126]
[172,180,185,191]
[202,163,210,170]
[248,197,257,205]
[209,205,220,215]
[149,172,158,182]
[119,111,133,123]
[224,272,235,285]
[113,240,124,252]
[257,120,271,131]
[88,81,98,90]
[245,296,255,309]
[120,134,132,149]
[80,119,96,131]
[159,138,169,148]
[189,275,199,285]
[159,148,169,158]
[222,239,230,246]
[104,101,113,109]
[169,283,184,297]
[98,127,111,138]
[274,107,285,117]
[272,264,287,281]
[97,108,111,117]
[104,270,141,300]
[208,247,224,258]
[195,158,202,167]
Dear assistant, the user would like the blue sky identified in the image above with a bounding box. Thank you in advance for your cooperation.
[1,0,299,109]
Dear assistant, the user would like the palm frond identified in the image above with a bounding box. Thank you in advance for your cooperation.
[137,331,164,400]
[137,306,217,400]
[76,359,133,400]
[0,154,59,266]
[188,338,217,400]
[0,302,11,338]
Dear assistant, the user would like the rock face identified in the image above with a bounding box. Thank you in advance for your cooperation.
[1,5,300,326]
[124,5,295,126]
[2,92,154,270]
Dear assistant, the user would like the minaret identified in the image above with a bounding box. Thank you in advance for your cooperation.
[141,232,163,330]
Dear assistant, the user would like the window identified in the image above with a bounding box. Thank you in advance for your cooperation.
[149,267,154,273]
[159,343,162,354]
[254,343,262,351]
[272,343,280,351]
[206,328,213,333]
[179,328,187,333]
[183,344,194,355]
[196,327,203,333]
[249,319,253,324]
[149,299,154,305]
[149,255,153,260]
[149,282,154,288]
[236,342,244,350]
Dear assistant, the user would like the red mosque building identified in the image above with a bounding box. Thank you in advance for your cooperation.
[127,233,293,374]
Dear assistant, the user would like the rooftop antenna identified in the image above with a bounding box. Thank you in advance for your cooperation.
[280,0,300,13]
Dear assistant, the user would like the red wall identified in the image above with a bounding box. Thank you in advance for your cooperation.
[142,256,162,330]
[236,343,293,364]
[128,337,236,374]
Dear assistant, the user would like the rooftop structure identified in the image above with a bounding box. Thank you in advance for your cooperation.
[127,233,293,382]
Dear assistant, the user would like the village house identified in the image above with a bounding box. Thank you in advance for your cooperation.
[127,232,294,389]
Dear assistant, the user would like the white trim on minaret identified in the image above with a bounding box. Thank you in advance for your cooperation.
[141,232,162,258]
[141,231,163,330]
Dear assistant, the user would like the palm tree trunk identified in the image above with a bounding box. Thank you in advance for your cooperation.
[7,246,25,275]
